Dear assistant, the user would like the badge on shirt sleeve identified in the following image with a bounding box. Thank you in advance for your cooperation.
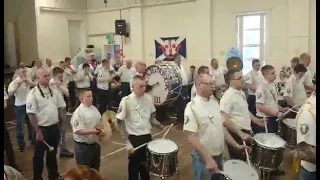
[27,103,32,109]
[98,73,103,78]
[74,120,79,127]
[300,124,309,135]
[286,88,291,93]
[184,116,190,124]
[117,106,122,113]
[257,93,262,99]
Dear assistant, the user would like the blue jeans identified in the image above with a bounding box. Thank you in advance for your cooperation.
[14,105,35,148]
[299,167,316,180]
[192,150,223,180]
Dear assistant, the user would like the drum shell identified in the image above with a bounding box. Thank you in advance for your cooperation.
[279,121,297,147]
[251,139,285,170]
[146,149,178,178]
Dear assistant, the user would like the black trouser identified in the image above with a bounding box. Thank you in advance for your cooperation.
[109,87,121,110]
[91,80,98,106]
[253,116,278,134]
[174,86,187,123]
[121,82,131,98]
[156,105,168,123]
[128,134,152,180]
[33,123,60,180]
[247,95,256,116]
[98,89,109,114]
[68,81,77,108]
[74,141,101,171]
[4,120,17,167]
[227,129,252,161]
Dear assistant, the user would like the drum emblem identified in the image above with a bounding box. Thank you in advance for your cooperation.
[300,124,309,135]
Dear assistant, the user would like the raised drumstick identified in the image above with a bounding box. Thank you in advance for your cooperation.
[243,141,251,167]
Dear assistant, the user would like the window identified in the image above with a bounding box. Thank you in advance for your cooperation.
[236,13,267,75]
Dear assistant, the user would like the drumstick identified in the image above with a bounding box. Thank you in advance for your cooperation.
[276,105,298,122]
[132,142,148,152]
[43,140,54,151]
[288,109,298,113]
[162,123,174,139]
[243,141,251,167]
[218,171,232,179]
[263,116,268,133]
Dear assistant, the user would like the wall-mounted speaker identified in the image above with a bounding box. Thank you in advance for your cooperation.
[115,20,126,35]
[87,45,94,48]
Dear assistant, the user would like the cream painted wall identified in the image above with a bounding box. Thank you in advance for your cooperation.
[85,0,316,74]
[4,0,38,66]
[35,0,87,65]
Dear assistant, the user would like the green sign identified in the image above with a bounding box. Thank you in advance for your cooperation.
[106,33,114,41]
[108,40,115,45]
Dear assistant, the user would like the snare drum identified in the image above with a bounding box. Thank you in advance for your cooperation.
[223,159,259,180]
[145,64,182,106]
[251,133,286,170]
[279,118,297,147]
[146,138,178,178]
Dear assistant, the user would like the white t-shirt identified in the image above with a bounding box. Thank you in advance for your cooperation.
[283,75,307,106]
[246,70,264,95]
[255,80,279,117]
[8,77,32,106]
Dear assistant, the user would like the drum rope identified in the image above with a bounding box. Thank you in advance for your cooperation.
[263,116,268,133]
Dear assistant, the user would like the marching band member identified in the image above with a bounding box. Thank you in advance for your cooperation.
[296,89,316,180]
[43,58,54,76]
[26,68,67,180]
[4,86,24,173]
[299,53,315,91]
[184,74,248,180]
[8,65,35,151]
[221,68,265,161]
[209,58,227,89]
[283,64,308,112]
[97,59,113,114]
[75,63,93,90]
[190,66,210,101]
[70,88,105,171]
[255,65,289,134]
[130,61,146,92]
[30,60,43,83]
[50,67,74,158]
[116,75,169,180]
[187,65,197,100]
[64,57,77,110]
[173,54,188,124]
[78,56,94,73]
[116,59,136,98]
[246,59,264,116]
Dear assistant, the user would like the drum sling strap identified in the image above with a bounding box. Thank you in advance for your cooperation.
[292,102,316,175]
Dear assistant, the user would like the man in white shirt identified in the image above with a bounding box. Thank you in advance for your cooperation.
[43,58,54,76]
[64,57,77,110]
[75,63,93,90]
[299,53,315,92]
[173,54,188,124]
[97,59,113,114]
[78,56,94,73]
[26,68,67,180]
[246,59,264,116]
[283,64,308,118]
[190,66,210,101]
[116,59,136,98]
[8,65,35,151]
[209,58,227,89]
[184,74,248,180]
[130,61,146,92]
[116,75,169,180]
[50,67,74,158]
[221,68,265,161]
[296,90,316,180]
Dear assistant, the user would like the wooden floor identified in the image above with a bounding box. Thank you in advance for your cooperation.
[5,119,298,180]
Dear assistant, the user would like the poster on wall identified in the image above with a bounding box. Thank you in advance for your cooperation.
[155,36,187,61]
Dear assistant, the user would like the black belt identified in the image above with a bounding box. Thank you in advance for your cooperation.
[74,141,97,146]
[241,129,253,135]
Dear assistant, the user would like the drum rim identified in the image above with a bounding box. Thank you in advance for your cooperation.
[145,64,183,106]
[253,133,286,149]
[147,138,179,154]
[281,119,297,129]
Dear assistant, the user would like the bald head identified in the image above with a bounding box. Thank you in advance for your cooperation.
[196,74,214,98]
[135,61,146,73]
[45,58,52,67]
[300,52,311,66]
[126,59,133,68]
[36,68,51,85]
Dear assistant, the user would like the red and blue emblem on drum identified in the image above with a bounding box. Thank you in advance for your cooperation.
[145,64,182,106]
[155,36,187,61]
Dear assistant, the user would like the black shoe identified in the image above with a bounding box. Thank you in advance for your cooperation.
[60,150,74,158]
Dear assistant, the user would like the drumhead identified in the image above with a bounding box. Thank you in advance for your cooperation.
[223,160,259,180]
[147,139,178,154]
[282,118,296,128]
[253,133,286,148]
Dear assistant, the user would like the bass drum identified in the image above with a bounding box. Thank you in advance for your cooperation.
[145,64,182,106]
